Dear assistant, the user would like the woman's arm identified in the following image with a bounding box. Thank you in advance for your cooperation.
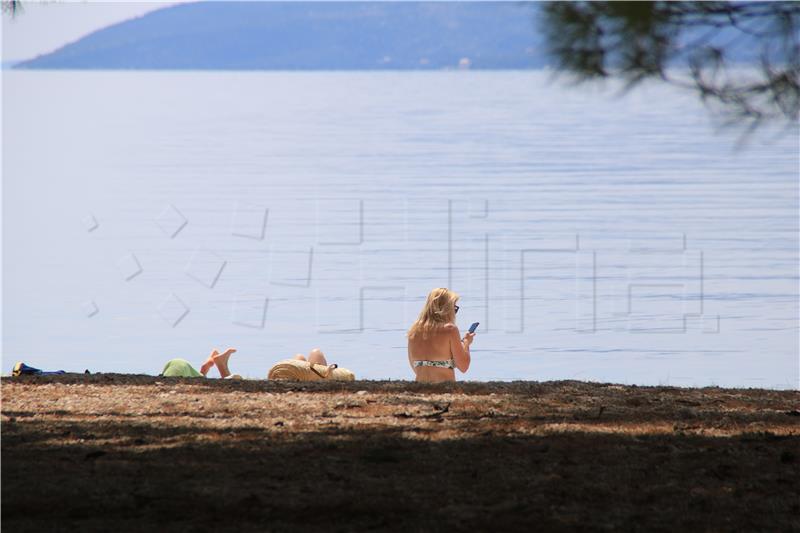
[407,345,418,377]
[447,324,473,373]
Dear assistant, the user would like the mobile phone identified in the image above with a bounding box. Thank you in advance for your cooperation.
[468,322,480,333]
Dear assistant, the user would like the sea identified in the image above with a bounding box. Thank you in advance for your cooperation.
[3,70,798,388]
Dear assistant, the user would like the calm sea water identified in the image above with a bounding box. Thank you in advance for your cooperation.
[2,71,798,388]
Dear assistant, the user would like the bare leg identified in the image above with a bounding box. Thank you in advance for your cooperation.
[293,354,307,361]
[200,350,218,376]
[308,348,327,366]
[212,348,236,378]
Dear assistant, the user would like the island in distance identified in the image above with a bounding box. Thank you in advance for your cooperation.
[14,1,547,70]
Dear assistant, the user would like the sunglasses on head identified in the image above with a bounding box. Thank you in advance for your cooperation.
[454,305,459,314]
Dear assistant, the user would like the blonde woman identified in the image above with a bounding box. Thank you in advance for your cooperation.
[407,288,475,383]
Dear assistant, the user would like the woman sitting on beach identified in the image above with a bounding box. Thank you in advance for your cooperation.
[407,287,475,383]
[160,348,241,379]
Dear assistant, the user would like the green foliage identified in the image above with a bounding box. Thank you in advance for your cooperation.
[541,1,800,131]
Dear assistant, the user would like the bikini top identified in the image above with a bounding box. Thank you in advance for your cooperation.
[412,357,455,369]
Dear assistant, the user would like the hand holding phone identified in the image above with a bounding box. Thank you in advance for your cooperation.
[463,322,479,347]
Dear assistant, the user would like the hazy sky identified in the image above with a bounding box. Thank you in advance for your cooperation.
[2,1,192,61]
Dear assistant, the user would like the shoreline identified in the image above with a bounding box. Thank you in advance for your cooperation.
[3,372,797,391]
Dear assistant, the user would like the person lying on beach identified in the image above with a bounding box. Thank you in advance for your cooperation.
[266,348,351,381]
[292,348,329,366]
[160,348,241,379]
[407,287,475,383]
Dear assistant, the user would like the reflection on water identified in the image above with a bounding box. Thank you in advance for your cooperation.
[3,71,797,388]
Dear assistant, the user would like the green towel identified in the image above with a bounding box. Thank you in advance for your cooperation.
[161,358,203,378]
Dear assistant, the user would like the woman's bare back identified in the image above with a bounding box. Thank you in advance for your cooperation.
[408,324,463,382]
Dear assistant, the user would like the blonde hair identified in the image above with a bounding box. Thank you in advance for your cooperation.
[407,288,459,340]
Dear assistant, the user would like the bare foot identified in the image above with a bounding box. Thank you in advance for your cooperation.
[212,348,236,378]
[200,350,219,376]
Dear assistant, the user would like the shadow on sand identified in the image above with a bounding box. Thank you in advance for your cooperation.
[2,376,798,531]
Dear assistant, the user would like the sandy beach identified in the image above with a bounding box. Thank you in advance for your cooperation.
[2,374,798,531]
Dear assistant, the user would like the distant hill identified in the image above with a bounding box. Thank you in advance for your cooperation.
[14,1,546,70]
